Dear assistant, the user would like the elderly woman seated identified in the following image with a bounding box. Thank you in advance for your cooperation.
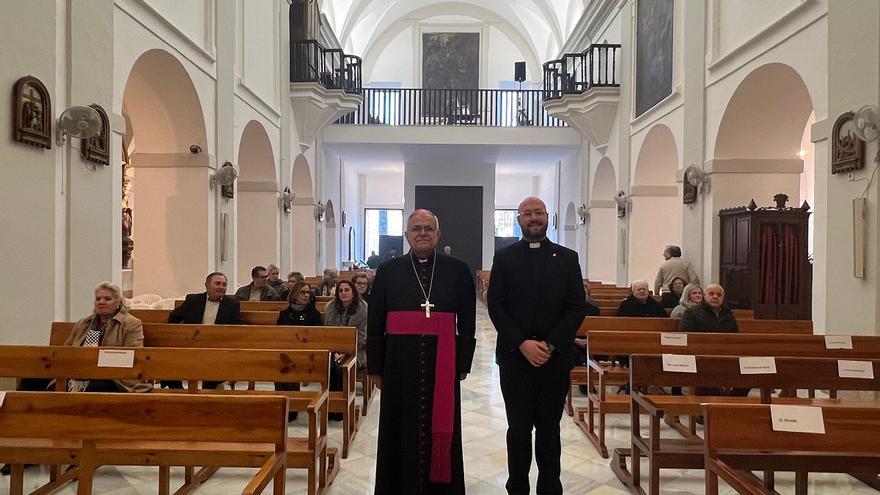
[20,281,151,393]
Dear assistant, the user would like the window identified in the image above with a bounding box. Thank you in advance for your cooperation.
[364,209,403,257]
[494,210,522,238]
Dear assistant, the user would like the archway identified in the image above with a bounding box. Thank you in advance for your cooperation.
[236,121,279,284]
[712,63,814,210]
[588,158,618,283]
[629,124,680,286]
[123,49,209,298]
[291,154,317,275]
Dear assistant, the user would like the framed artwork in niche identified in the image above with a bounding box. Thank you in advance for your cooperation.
[831,111,865,174]
[13,75,52,149]
[422,32,480,118]
[81,104,110,166]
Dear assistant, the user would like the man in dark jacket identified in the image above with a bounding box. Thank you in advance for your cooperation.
[234,265,279,301]
[488,196,587,495]
[679,283,738,333]
[165,272,242,389]
[617,280,668,317]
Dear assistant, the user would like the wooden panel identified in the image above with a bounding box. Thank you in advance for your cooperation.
[721,218,735,265]
[576,316,812,336]
[0,391,287,444]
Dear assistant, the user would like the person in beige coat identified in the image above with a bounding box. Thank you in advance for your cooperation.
[63,281,152,393]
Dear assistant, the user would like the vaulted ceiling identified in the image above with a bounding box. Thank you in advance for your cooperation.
[319,0,586,63]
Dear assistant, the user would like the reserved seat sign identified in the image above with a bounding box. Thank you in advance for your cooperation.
[770,405,825,434]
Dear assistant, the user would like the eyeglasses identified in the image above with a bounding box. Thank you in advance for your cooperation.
[297,289,311,294]
[408,225,436,234]
[255,275,269,279]
[517,209,547,218]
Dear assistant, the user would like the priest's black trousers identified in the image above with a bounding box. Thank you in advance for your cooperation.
[499,351,570,495]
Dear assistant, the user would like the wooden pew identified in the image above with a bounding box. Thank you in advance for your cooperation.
[0,391,288,495]
[575,330,880,459]
[0,345,332,495]
[51,322,362,461]
[566,317,815,421]
[703,403,880,495]
[618,354,880,495]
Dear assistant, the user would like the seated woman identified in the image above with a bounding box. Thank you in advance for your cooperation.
[322,280,367,421]
[670,282,702,319]
[275,281,322,421]
[660,277,686,309]
[20,281,150,393]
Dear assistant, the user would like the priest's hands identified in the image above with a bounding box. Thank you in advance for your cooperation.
[519,340,551,367]
[370,375,382,390]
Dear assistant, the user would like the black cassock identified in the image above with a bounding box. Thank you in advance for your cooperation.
[366,251,476,495]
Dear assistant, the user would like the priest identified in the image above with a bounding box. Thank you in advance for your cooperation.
[367,209,476,495]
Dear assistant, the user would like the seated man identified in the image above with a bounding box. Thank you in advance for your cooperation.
[678,283,738,333]
[267,264,288,301]
[315,267,339,296]
[234,265,279,301]
[617,280,667,317]
[166,272,242,389]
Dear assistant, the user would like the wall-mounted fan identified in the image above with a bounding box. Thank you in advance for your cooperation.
[614,191,630,218]
[576,203,589,224]
[854,105,880,142]
[210,161,238,189]
[56,106,102,146]
[684,164,711,194]
[280,187,295,214]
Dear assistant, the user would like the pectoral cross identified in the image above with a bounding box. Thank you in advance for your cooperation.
[421,299,435,318]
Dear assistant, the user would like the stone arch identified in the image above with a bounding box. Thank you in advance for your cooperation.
[123,49,209,298]
[588,158,618,282]
[291,154,317,275]
[237,120,279,283]
[629,124,680,286]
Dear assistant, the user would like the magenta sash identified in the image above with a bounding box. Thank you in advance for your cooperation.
[386,310,456,484]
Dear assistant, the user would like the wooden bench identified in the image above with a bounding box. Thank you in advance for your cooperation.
[575,331,880,459]
[567,317,815,423]
[131,309,285,325]
[0,391,289,495]
[704,403,880,495]
[51,322,363,461]
[618,354,880,495]
[1,345,330,494]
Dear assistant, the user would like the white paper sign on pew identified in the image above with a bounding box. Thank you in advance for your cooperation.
[662,354,697,373]
[660,333,688,347]
[837,360,875,379]
[739,356,777,375]
[824,335,853,350]
[0,391,5,408]
[770,405,825,434]
[98,349,135,368]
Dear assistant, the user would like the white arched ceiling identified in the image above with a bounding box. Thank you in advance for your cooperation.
[328,0,569,64]
[360,3,545,85]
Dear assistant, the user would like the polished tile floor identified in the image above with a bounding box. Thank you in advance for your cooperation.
[3,303,876,494]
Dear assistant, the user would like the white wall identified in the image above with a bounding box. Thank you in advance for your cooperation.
[495,173,535,209]
[404,162,496,268]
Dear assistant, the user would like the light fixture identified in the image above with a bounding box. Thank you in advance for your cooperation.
[280,187,294,214]
[614,191,630,218]
[576,203,589,225]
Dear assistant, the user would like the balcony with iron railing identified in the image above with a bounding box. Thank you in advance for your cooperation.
[542,43,621,100]
[541,43,622,149]
[335,88,566,127]
[290,39,363,94]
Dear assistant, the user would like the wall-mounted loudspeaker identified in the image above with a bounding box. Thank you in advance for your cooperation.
[514,61,526,82]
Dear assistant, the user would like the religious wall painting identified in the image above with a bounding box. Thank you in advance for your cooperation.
[81,104,110,166]
[422,32,480,119]
[635,0,674,117]
[221,183,234,199]
[682,180,697,204]
[831,111,865,174]
[12,75,52,149]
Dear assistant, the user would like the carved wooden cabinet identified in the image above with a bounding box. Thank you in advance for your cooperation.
[719,197,812,320]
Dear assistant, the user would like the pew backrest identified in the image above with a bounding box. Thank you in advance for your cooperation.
[577,316,813,336]
[0,391,288,445]
[51,322,357,355]
[629,354,880,392]
[588,331,880,359]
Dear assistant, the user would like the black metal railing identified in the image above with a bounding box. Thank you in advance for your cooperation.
[335,88,566,127]
[291,40,362,94]
[543,43,621,100]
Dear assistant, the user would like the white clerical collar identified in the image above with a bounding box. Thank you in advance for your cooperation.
[529,242,541,249]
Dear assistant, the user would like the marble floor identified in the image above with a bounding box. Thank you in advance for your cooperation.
[3,303,876,494]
